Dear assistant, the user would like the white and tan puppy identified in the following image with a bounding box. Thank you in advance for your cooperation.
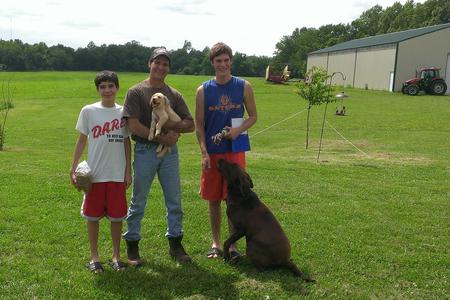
[148,92,181,157]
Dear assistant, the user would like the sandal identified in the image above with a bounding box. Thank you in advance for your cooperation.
[207,247,223,259]
[86,261,104,274]
[229,250,241,262]
[109,260,127,271]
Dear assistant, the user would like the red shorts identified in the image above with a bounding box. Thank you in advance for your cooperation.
[81,182,127,222]
[200,152,246,201]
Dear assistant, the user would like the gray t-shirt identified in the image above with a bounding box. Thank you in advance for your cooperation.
[123,80,193,144]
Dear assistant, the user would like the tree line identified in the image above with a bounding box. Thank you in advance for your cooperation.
[0,0,448,77]
[0,39,271,77]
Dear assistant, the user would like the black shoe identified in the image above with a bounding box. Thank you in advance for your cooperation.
[168,236,192,264]
[125,239,142,267]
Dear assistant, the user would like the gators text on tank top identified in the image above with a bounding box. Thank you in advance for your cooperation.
[203,76,249,154]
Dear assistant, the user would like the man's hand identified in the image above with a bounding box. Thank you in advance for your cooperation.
[156,130,180,146]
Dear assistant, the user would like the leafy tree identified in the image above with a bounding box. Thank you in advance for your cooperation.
[0,40,26,70]
[231,52,251,76]
[379,2,405,33]
[74,42,99,70]
[350,5,383,38]
[171,40,191,74]
[296,67,332,149]
[48,44,75,70]
[198,47,214,75]
[20,42,49,70]
[424,0,450,25]
[246,55,271,77]
[274,27,313,78]
[122,40,152,72]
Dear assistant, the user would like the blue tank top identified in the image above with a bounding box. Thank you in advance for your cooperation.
[203,76,249,154]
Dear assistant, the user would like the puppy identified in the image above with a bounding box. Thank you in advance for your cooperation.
[148,92,181,157]
[217,159,315,282]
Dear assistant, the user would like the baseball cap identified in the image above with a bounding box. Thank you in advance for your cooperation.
[150,47,171,64]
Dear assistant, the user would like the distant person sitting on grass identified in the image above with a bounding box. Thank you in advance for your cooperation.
[70,70,132,274]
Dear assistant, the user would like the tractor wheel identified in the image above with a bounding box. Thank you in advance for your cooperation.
[402,86,408,94]
[407,84,420,96]
[430,80,447,95]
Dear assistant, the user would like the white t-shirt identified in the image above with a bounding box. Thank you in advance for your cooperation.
[76,102,130,183]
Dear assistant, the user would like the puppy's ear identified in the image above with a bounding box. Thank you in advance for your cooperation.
[164,95,170,107]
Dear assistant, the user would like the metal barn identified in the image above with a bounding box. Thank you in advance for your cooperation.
[306,23,450,93]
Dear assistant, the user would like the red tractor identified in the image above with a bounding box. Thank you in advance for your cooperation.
[402,67,447,96]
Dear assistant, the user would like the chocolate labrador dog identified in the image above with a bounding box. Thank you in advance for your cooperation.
[217,159,314,282]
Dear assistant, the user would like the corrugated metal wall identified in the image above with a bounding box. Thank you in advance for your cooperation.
[396,27,450,92]
[307,44,396,91]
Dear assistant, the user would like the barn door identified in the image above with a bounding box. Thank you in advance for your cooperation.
[389,72,394,92]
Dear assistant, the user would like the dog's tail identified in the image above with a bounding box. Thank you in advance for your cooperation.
[286,261,316,283]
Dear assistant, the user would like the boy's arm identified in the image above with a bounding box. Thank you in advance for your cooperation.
[226,80,257,140]
[195,86,210,170]
[69,133,87,190]
[124,137,132,189]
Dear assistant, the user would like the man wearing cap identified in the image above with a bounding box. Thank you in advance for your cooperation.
[122,47,195,265]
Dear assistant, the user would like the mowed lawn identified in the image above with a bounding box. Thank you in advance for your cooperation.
[0,71,449,299]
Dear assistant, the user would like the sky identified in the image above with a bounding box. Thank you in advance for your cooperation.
[0,0,426,57]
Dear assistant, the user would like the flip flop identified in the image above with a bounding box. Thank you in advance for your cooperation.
[109,260,127,271]
[207,247,223,259]
[86,261,104,274]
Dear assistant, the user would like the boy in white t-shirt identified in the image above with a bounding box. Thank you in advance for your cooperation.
[70,71,132,273]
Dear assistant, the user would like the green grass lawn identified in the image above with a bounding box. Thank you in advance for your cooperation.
[0,71,449,299]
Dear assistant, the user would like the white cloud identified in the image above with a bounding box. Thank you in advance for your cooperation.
[158,0,214,15]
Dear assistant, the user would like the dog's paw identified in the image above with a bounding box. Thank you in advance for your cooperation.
[223,253,230,262]
[223,252,241,264]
